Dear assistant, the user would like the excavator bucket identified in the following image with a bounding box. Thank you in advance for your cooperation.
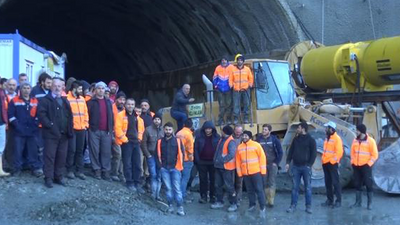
[373,138,400,194]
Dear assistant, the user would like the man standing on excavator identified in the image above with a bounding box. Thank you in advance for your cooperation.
[229,54,254,124]
[213,56,233,125]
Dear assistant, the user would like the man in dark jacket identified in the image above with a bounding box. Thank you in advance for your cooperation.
[38,78,73,188]
[211,125,238,212]
[0,77,9,177]
[87,81,114,180]
[285,122,317,214]
[170,84,194,131]
[194,121,220,203]
[8,82,42,177]
[256,124,283,207]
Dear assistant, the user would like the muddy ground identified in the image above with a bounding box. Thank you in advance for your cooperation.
[1,172,399,225]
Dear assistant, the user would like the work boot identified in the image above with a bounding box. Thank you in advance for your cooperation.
[54,178,67,186]
[227,204,238,212]
[44,178,53,188]
[0,155,10,177]
[305,205,312,214]
[198,197,207,204]
[321,200,333,207]
[332,201,341,208]
[367,192,373,210]
[350,191,362,208]
[76,172,86,180]
[210,202,224,209]
[176,206,185,216]
[247,205,256,212]
[32,169,43,178]
[102,171,111,181]
[111,175,120,182]
[94,170,101,180]
[286,205,296,213]
[270,188,276,207]
[66,171,75,179]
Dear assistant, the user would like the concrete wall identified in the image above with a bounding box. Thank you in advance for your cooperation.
[285,0,400,45]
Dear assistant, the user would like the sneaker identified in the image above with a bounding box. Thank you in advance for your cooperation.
[305,205,312,214]
[211,202,224,209]
[286,205,296,213]
[247,205,256,212]
[227,204,238,212]
[198,198,207,204]
[76,173,86,180]
[167,205,174,213]
[111,175,120,182]
[332,201,341,208]
[177,206,185,216]
[94,170,101,180]
[44,178,53,188]
[259,208,266,218]
[54,178,67,186]
[66,171,75,179]
[32,169,43,178]
[321,200,333,207]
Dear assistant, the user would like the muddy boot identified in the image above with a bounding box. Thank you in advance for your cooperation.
[0,154,10,177]
[270,188,276,207]
[367,192,373,210]
[350,191,362,208]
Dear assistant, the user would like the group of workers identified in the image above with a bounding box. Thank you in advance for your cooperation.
[0,67,379,217]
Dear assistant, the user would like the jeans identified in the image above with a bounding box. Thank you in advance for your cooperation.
[181,161,194,198]
[14,136,41,171]
[198,164,215,199]
[66,130,86,173]
[353,165,373,192]
[323,163,341,203]
[215,168,236,204]
[232,89,250,119]
[291,165,312,206]
[244,173,266,209]
[161,167,183,207]
[147,156,161,198]
[170,110,187,131]
[217,90,232,121]
[0,124,5,154]
[121,141,142,186]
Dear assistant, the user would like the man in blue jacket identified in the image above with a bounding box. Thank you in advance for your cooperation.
[8,82,43,177]
[170,84,194,131]
[256,124,283,208]
[213,56,233,125]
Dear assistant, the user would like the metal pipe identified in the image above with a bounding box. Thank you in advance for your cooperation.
[202,74,213,102]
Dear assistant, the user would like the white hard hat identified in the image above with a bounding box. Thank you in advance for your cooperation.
[324,121,337,129]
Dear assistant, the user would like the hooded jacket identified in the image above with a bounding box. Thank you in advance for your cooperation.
[194,121,220,165]
[108,81,119,102]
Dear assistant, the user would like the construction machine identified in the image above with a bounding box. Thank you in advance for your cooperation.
[161,35,400,193]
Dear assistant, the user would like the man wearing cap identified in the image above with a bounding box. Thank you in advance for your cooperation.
[87,81,114,180]
[38,77,73,188]
[108,81,119,102]
[8,82,42,177]
[66,80,89,180]
[229,55,254,124]
[321,121,344,208]
[140,99,155,128]
[110,91,126,182]
[213,56,233,125]
[350,124,378,210]
[211,125,238,212]
[141,112,164,200]
[235,130,267,217]
[285,122,317,214]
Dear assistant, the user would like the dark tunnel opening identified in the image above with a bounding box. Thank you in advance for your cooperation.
[0,0,301,109]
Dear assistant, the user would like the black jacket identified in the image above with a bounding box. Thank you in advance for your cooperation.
[286,133,317,167]
[156,136,185,170]
[87,97,113,133]
[194,121,220,165]
[171,88,190,113]
[37,94,73,139]
[256,134,283,165]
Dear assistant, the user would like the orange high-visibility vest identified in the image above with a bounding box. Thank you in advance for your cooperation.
[322,132,344,165]
[67,92,89,130]
[157,138,184,171]
[114,110,145,145]
[229,65,254,91]
[351,135,379,167]
[176,127,194,162]
[235,140,267,177]
[221,135,235,170]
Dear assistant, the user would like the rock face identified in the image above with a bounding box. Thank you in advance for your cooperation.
[0,0,301,79]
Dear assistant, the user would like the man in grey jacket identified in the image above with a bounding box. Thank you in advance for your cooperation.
[141,113,164,200]
[211,125,238,212]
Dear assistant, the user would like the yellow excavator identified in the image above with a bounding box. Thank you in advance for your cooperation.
[161,35,400,193]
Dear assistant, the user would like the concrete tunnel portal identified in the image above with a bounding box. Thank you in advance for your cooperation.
[0,0,303,109]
